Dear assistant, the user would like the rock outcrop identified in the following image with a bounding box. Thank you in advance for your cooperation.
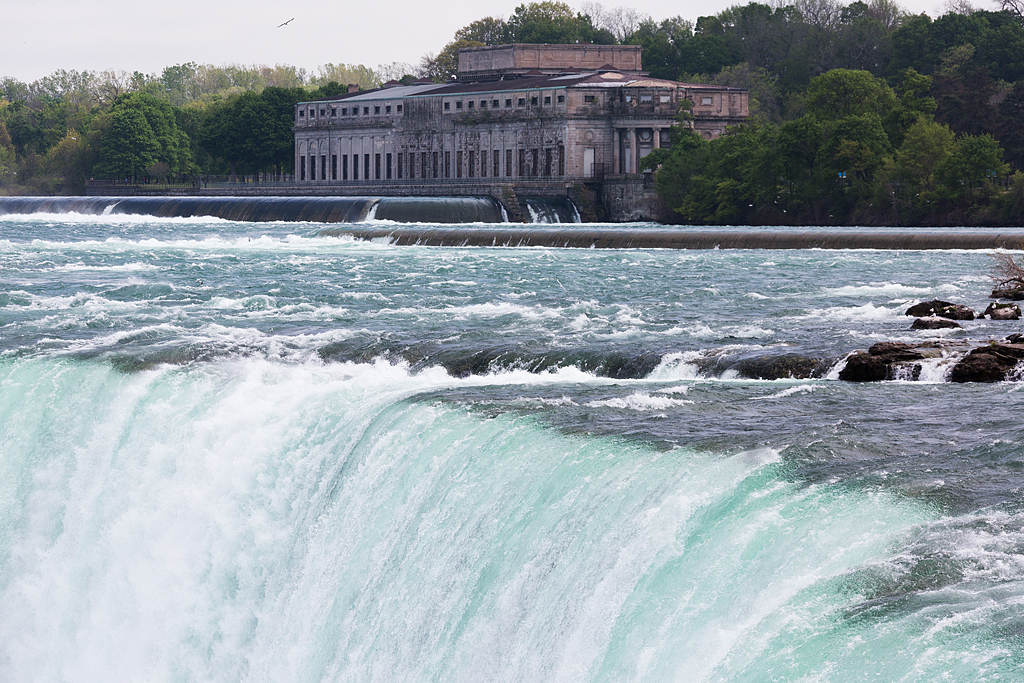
[990,286,1024,300]
[911,317,962,330]
[905,300,975,320]
[949,343,1024,382]
[838,342,941,382]
[982,302,1022,320]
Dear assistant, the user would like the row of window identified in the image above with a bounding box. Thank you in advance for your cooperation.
[299,147,567,182]
[298,103,404,121]
[622,93,675,104]
[443,93,565,112]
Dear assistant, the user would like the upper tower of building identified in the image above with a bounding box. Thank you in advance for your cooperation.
[457,44,644,82]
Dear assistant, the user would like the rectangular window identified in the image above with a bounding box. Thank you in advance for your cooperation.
[332,154,337,180]
[492,100,499,108]
[299,110,305,117]
[456,101,463,109]
[321,155,327,181]
[702,96,713,105]
[310,155,316,181]
[300,156,306,180]
[493,150,499,177]
[342,154,348,180]
[558,145,565,176]
[531,149,538,177]
[444,101,450,111]
[468,151,475,178]
[408,152,414,179]
[660,95,671,103]
[421,152,427,179]
[386,153,392,180]
[457,151,463,178]
[480,100,487,109]
[397,152,403,179]
[640,95,652,103]
[352,154,358,180]
[531,96,538,106]
[544,149,552,176]
[352,108,358,117]
[518,149,525,176]
[445,151,451,178]
[518,98,525,107]
[364,154,370,181]
[331,107,336,116]
[505,149,512,177]
[468,101,475,109]
[557,95,564,103]
[480,151,486,178]
[320,109,326,116]
[544,96,551,105]
[363,107,370,115]
[397,104,403,113]
[385,105,391,114]
[584,95,595,103]
[375,153,381,180]
[374,106,381,115]
[432,151,438,178]
[505,99,512,108]
[341,108,347,115]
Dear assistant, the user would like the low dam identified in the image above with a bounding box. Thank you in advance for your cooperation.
[321,226,1024,250]
[3,196,1024,249]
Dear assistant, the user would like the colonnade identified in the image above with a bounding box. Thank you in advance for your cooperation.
[612,126,666,174]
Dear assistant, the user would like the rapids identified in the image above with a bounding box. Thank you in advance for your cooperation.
[1,211,1023,681]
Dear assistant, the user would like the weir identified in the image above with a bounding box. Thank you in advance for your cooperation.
[0,196,509,224]
[320,226,1024,250]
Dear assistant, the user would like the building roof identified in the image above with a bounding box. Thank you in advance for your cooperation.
[299,71,744,106]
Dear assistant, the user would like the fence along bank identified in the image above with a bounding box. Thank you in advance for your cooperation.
[293,44,749,222]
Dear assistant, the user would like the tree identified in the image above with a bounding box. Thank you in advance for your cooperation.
[94,104,159,181]
[95,92,193,180]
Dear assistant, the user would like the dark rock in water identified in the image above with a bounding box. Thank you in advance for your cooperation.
[983,302,1021,320]
[911,317,962,330]
[990,286,1024,300]
[839,353,892,381]
[730,354,833,380]
[905,299,975,320]
[867,341,927,362]
[949,343,1024,382]
[838,342,952,382]
[1005,333,1024,344]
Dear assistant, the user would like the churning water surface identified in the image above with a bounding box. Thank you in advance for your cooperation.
[1,212,1023,682]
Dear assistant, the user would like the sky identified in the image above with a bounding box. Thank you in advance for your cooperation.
[3,0,969,84]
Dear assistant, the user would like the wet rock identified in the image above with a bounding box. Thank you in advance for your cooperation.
[1005,333,1024,344]
[949,343,1024,383]
[730,354,833,380]
[990,286,1024,300]
[983,302,1021,320]
[905,300,975,320]
[839,342,929,382]
[911,317,962,330]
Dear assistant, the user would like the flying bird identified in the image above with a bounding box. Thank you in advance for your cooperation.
[277,18,295,27]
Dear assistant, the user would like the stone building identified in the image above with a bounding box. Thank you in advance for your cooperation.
[293,44,748,221]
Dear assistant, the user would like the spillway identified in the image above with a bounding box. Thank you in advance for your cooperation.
[0,196,506,224]
[320,226,1024,250]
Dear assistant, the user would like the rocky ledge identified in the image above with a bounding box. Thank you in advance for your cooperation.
[840,336,1024,383]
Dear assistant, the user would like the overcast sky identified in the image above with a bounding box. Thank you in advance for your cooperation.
[4,0,967,83]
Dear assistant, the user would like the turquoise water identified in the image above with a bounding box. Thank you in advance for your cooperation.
[1,212,1023,681]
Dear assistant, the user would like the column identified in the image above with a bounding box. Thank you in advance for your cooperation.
[630,128,639,174]
[612,129,620,175]
[653,128,661,150]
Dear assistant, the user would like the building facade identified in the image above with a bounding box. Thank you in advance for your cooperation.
[293,44,747,219]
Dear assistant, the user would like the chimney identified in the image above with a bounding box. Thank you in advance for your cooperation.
[347,83,359,93]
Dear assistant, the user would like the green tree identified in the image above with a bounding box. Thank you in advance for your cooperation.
[94,104,159,181]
